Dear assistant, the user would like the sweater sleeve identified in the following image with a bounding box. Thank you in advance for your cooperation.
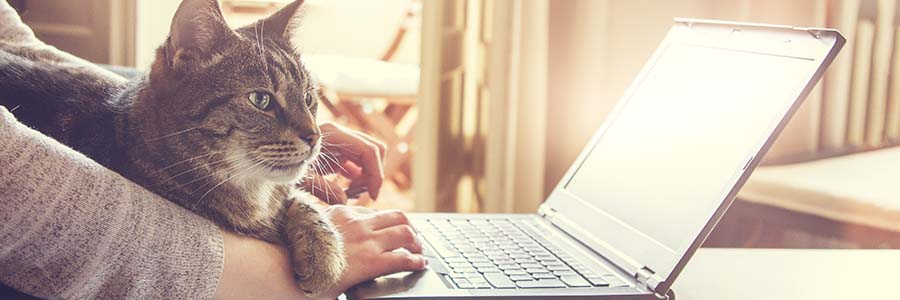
[0,106,224,299]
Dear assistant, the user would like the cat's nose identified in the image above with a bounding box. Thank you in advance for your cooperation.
[300,132,320,145]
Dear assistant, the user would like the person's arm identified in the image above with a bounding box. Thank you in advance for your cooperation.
[0,106,425,299]
[0,106,223,299]
[215,206,428,300]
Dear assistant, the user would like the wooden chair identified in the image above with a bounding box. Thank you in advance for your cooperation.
[304,1,421,189]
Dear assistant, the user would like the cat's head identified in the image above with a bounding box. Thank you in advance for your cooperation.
[142,0,318,184]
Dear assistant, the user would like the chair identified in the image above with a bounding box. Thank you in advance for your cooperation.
[303,2,421,190]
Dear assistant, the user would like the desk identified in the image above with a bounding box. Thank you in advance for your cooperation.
[675,248,897,300]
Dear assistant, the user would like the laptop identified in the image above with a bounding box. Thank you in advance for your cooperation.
[350,18,845,300]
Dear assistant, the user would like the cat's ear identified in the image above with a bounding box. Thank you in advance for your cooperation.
[166,0,236,69]
[258,0,304,41]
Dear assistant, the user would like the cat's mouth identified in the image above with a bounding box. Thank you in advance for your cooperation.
[254,152,312,180]
[253,146,319,183]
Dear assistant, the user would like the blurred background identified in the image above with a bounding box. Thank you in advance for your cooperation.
[9,0,900,249]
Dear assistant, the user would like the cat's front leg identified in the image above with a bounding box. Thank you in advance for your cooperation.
[283,196,346,297]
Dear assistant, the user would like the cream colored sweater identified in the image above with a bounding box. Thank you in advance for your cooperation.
[0,106,224,299]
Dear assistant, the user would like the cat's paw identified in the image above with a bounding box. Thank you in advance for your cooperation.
[290,225,346,298]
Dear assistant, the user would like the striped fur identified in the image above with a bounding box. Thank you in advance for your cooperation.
[0,0,344,296]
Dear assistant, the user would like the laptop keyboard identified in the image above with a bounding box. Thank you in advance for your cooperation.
[414,218,629,289]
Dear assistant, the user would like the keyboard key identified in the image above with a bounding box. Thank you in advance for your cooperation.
[540,259,563,266]
[451,277,472,288]
[483,273,517,289]
[547,265,573,272]
[427,238,462,258]
[449,261,472,267]
[532,272,556,279]
[516,279,566,288]
[478,267,501,273]
[603,275,629,287]
[445,257,468,263]
[525,268,548,274]
[509,274,533,281]
[473,282,492,289]
[515,258,538,264]
[468,257,490,263]
[560,275,591,287]
[504,269,528,276]
[484,250,505,256]
[427,257,451,274]
[498,264,521,270]
[510,254,531,259]
[521,263,543,269]
[553,270,577,276]
[585,276,610,287]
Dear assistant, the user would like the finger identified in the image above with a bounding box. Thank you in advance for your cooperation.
[355,144,384,200]
[348,194,374,207]
[344,184,368,200]
[375,225,422,254]
[373,252,427,276]
[365,209,410,231]
[323,177,348,205]
[350,131,387,159]
[340,161,363,180]
[343,205,377,214]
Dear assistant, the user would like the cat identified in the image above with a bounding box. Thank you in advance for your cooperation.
[0,0,345,296]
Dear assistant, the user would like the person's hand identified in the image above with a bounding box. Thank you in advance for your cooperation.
[321,205,427,299]
[303,122,387,205]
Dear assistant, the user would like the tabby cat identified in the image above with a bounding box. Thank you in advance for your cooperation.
[0,0,344,296]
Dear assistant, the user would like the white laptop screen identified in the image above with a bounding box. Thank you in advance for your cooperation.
[563,42,812,257]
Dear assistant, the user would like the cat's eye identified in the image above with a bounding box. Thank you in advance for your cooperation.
[305,93,315,106]
[248,91,273,111]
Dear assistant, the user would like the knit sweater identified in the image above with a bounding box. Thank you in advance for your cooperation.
[0,106,224,299]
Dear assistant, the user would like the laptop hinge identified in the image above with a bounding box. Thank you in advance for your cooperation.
[537,204,558,221]
[636,266,669,299]
[635,266,653,287]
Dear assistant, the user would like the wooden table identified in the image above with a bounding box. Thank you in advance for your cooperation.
[674,248,897,300]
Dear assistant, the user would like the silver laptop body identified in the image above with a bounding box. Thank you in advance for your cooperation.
[350,18,845,300]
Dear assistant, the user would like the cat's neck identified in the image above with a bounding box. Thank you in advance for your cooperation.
[156,168,287,237]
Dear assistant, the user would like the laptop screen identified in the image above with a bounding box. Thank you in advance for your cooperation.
[561,40,816,265]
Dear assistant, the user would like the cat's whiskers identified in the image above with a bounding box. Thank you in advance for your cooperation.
[319,139,355,154]
[185,151,261,193]
[156,152,238,190]
[318,149,348,175]
[157,151,224,173]
[9,105,21,112]
[254,20,268,74]
[188,156,255,200]
[145,126,199,142]
[309,150,348,202]
[305,161,326,203]
[312,162,336,204]
[166,151,256,193]
[194,158,269,210]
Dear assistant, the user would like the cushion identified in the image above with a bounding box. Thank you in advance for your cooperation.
[739,146,900,232]
[303,54,419,98]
